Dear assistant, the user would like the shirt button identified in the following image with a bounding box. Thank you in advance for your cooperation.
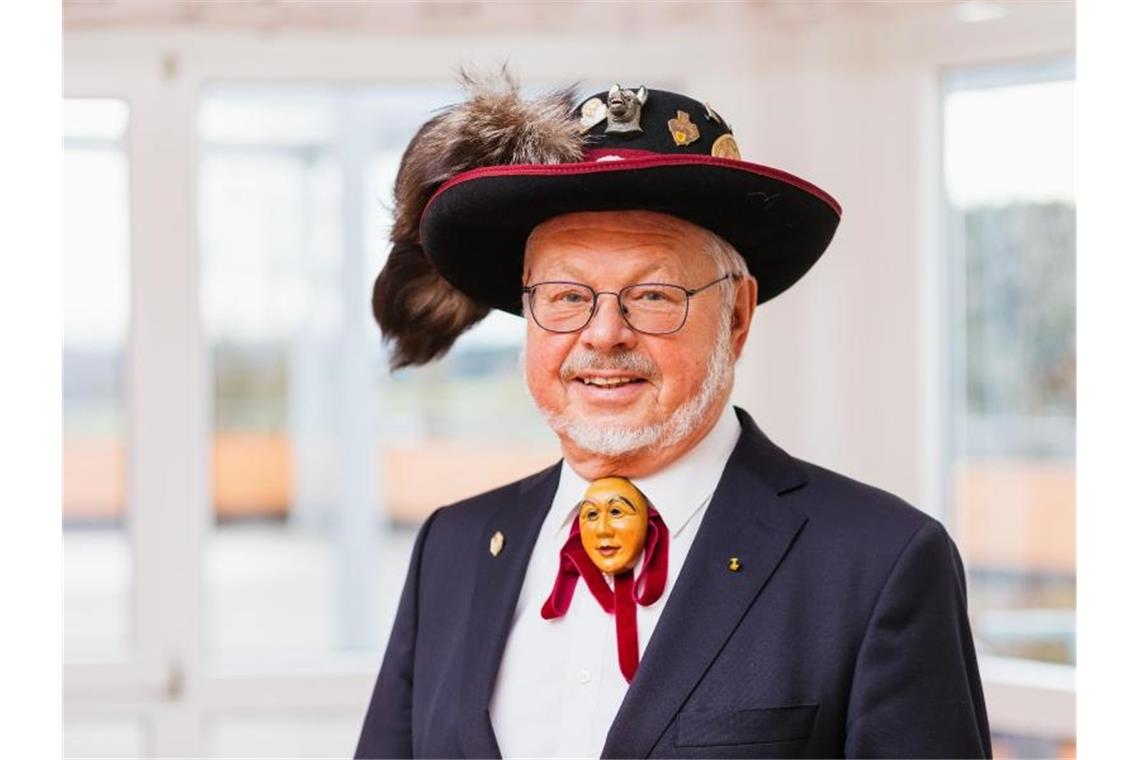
[577,669,591,684]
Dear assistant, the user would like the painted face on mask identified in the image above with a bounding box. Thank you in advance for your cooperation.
[577,477,651,575]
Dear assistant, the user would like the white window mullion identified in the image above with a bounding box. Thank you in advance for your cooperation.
[125,54,209,758]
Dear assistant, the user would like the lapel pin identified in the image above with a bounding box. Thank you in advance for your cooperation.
[490,531,505,557]
[728,556,742,572]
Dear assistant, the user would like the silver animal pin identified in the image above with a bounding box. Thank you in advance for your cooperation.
[605,85,649,135]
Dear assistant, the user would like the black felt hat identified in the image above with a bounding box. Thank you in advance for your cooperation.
[372,76,841,369]
[419,86,841,316]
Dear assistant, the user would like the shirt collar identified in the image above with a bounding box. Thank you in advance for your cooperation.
[552,403,742,538]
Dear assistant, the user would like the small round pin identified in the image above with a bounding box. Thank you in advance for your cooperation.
[711,133,741,160]
[490,531,505,557]
[728,557,742,572]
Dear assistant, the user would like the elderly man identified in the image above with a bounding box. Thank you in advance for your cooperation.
[355,76,991,759]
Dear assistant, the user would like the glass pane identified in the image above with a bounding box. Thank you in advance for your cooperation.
[992,732,1076,760]
[204,714,360,758]
[199,86,560,658]
[65,716,148,758]
[63,98,133,660]
[944,73,1075,667]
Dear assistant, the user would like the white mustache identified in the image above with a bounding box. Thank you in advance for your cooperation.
[559,349,659,383]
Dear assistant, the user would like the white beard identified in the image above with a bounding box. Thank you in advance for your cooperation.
[524,310,735,458]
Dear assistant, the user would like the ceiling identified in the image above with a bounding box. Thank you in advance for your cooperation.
[62,0,1025,37]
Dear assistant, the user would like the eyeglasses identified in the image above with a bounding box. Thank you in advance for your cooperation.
[521,272,741,335]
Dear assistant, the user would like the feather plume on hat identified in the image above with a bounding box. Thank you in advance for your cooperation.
[372,68,584,369]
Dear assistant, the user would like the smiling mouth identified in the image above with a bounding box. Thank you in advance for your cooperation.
[576,376,646,388]
[597,545,620,556]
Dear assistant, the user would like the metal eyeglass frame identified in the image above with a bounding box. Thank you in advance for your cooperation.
[520,271,743,335]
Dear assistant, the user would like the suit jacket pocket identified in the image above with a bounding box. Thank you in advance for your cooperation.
[676,703,820,748]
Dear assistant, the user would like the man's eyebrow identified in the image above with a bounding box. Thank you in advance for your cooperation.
[536,263,674,284]
[607,496,637,511]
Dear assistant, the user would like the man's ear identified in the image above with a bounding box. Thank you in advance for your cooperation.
[731,275,758,358]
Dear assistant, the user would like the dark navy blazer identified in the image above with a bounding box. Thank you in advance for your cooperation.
[356,408,991,758]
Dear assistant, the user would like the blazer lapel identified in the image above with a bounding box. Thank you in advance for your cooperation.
[602,408,810,758]
[458,461,561,759]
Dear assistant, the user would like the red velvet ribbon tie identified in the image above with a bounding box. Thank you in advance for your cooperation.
[540,508,669,683]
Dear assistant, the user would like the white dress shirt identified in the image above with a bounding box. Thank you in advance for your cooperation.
[489,403,742,758]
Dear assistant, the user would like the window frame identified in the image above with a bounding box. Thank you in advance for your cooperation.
[937,55,1077,744]
[61,60,424,760]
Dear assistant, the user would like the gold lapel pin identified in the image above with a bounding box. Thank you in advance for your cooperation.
[489,531,505,557]
[728,557,742,572]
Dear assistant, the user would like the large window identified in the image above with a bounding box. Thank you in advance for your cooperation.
[198,85,559,670]
[63,80,567,760]
[943,60,1075,757]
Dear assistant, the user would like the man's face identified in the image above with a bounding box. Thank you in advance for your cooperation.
[523,210,741,459]
[577,477,650,575]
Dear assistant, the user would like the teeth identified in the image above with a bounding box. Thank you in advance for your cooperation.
[582,377,636,387]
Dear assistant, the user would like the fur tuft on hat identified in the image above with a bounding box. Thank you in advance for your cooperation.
[372,67,584,369]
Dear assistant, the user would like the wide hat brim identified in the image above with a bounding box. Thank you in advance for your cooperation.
[420,149,841,315]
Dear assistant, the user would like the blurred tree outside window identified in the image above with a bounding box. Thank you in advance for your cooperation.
[945,65,1075,667]
[198,86,561,659]
[944,62,1074,760]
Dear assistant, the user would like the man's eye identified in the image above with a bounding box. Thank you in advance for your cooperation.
[550,289,589,304]
[629,287,680,303]
[586,510,599,520]
[610,507,623,517]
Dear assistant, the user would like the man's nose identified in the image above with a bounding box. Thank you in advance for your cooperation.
[580,293,637,351]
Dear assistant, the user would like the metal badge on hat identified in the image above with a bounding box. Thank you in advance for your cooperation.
[711,133,741,160]
[604,84,648,135]
[668,110,700,146]
[578,97,607,134]
[703,101,732,132]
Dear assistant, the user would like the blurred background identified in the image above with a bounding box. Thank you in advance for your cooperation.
[62,1,1074,757]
